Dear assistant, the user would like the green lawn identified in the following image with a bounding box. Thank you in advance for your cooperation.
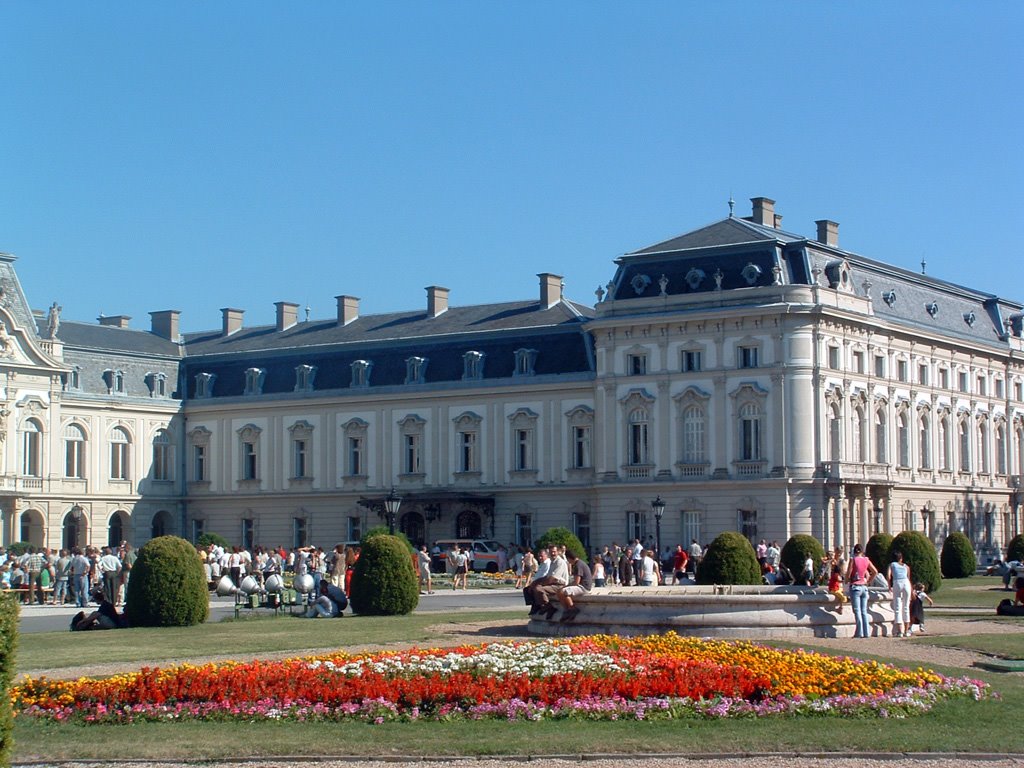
[930,575,1013,609]
[11,606,1024,761]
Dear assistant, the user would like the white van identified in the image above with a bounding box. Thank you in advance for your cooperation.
[433,539,504,573]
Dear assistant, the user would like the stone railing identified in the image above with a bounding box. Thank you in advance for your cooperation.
[528,585,896,639]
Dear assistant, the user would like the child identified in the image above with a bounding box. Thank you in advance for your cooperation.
[828,561,847,614]
[910,582,934,634]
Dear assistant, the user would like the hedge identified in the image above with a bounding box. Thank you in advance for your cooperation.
[0,593,18,767]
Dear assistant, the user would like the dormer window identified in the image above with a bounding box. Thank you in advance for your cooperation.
[65,366,82,392]
[462,351,485,381]
[243,367,266,396]
[195,372,217,399]
[145,372,168,398]
[405,356,428,385]
[294,364,317,393]
[514,348,537,377]
[350,359,372,388]
[103,369,126,395]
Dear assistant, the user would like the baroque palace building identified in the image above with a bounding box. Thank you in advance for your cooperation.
[2,197,1023,559]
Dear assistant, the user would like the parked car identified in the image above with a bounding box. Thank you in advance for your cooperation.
[432,539,504,573]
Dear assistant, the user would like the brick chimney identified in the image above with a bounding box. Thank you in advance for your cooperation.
[750,197,776,227]
[275,301,299,332]
[426,286,449,318]
[221,307,244,337]
[336,295,359,326]
[149,310,180,341]
[538,273,563,309]
[815,219,840,248]
[98,315,130,329]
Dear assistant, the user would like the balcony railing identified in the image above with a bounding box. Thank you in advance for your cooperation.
[821,461,893,482]
[622,464,654,480]
[733,460,767,478]
[676,462,710,479]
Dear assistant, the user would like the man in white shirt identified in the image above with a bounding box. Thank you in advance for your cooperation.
[533,546,570,619]
[97,547,122,605]
[523,548,551,612]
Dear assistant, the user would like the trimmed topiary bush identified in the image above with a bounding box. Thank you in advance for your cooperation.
[889,530,941,594]
[196,532,230,550]
[866,532,894,574]
[362,526,414,553]
[350,534,419,616]
[534,527,587,561]
[0,593,18,767]
[780,535,826,584]
[695,532,761,585]
[940,531,977,579]
[125,536,210,627]
[1007,533,1024,563]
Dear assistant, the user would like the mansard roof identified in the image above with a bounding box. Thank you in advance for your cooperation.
[182,299,593,356]
[628,216,805,255]
[44,319,182,357]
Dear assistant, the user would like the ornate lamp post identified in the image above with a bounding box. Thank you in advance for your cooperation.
[651,495,666,573]
[384,487,402,536]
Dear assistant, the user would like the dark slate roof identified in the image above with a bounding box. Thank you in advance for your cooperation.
[46,319,183,357]
[182,299,594,356]
[628,217,805,255]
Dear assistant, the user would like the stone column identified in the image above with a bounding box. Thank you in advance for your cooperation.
[713,373,728,477]
[834,487,846,549]
[657,379,672,476]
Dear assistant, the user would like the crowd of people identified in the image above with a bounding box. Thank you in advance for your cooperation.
[1,542,136,611]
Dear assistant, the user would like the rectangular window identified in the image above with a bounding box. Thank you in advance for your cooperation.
[404,433,421,474]
[515,428,532,470]
[626,510,645,542]
[242,442,257,480]
[875,355,886,378]
[629,421,649,465]
[572,425,591,469]
[996,379,1005,398]
[347,516,361,542]
[348,437,363,476]
[738,346,758,369]
[22,431,40,477]
[897,360,908,382]
[681,510,701,547]
[918,364,929,385]
[682,350,702,373]
[977,375,987,396]
[110,442,129,480]
[853,351,864,374]
[153,442,172,481]
[940,368,949,389]
[191,518,204,543]
[65,440,84,479]
[627,353,647,376]
[740,509,758,543]
[573,511,591,552]
[241,518,255,551]
[828,346,840,370]
[292,517,307,549]
[193,444,207,482]
[959,371,969,393]
[515,514,533,548]
[1016,382,1023,401]
[459,431,477,472]
[293,439,308,478]
[741,419,760,461]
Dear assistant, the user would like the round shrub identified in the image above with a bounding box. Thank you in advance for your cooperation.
[534,527,586,561]
[196,532,230,550]
[362,525,414,553]
[125,536,210,627]
[695,532,761,585]
[1007,533,1024,563]
[940,531,977,579]
[0,593,18,766]
[865,533,894,574]
[350,534,419,616]
[889,531,941,594]
[780,535,826,584]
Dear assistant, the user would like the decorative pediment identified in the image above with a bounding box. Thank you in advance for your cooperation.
[619,388,656,408]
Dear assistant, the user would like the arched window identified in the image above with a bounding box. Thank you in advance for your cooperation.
[959,418,971,473]
[64,423,86,479]
[897,411,910,467]
[852,405,866,462]
[628,407,650,465]
[110,427,131,480]
[938,414,951,471]
[828,403,841,461]
[681,404,706,464]
[151,510,171,539]
[978,419,990,474]
[21,419,43,477]
[918,412,931,469]
[456,509,482,539]
[152,429,174,481]
[739,402,762,461]
[996,423,1007,475]
[874,407,887,464]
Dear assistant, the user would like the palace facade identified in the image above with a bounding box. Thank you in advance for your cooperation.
[2,197,1023,559]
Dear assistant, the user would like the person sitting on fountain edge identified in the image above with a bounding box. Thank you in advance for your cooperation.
[558,550,592,622]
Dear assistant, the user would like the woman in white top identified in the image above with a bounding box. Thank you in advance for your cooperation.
[887,550,913,637]
[639,549,660,587]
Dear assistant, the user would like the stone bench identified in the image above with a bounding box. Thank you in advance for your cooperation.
[527,585,897,639]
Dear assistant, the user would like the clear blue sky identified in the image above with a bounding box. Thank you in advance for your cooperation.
[1,3,1020,333]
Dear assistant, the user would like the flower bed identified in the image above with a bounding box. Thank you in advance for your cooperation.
[12,633,990,724]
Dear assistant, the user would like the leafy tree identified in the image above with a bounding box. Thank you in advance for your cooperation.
[940,531,977,579]
[695,532,761,585]
[196,532,231,550]
[889,530,941,594]
[125,536,210,627]
[1007,533,1024,563]
[780,535,826,584]
[350,534,419,616]
[534,527,586,561]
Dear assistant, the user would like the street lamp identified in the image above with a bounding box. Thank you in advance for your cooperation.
[651,495,666,575]
[384,487,402,535]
